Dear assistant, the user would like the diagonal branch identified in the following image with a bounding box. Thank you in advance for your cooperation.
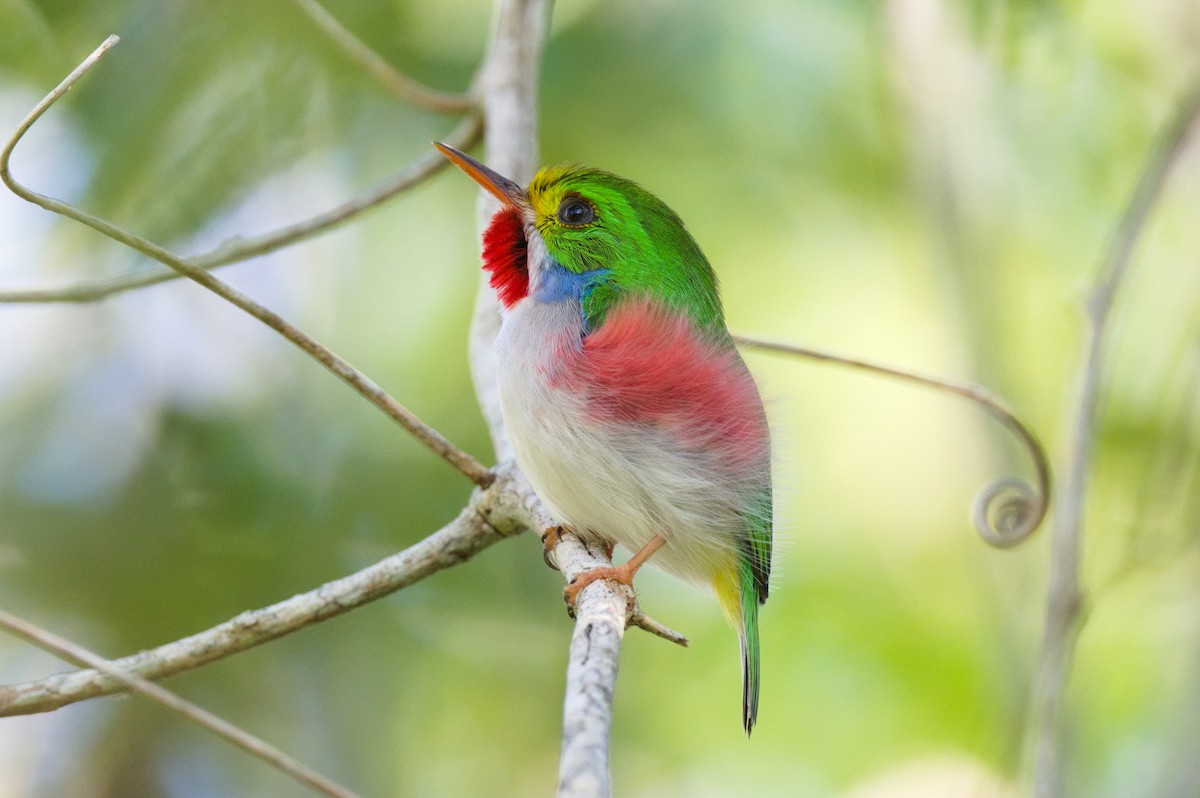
[0,610,359,798]
[0,466,535,717]
[0,36,492,487]
[735,335,1051,548]
[294,0,476,114]
[0,106,481,305]
[1030,73,1200,798]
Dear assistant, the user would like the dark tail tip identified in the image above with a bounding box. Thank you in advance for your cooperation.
[742,638,759,736]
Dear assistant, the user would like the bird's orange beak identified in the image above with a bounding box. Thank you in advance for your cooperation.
[434,142,528,209]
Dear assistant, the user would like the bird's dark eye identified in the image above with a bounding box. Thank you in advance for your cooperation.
[557,197,595,226]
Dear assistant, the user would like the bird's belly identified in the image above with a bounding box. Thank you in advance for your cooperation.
[495,305,748,588]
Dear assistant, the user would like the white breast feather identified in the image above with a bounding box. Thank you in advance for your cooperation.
[496,299,750,590]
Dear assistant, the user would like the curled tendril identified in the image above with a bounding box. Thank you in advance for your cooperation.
[733,336,1052,550]
[973,476,1042,548]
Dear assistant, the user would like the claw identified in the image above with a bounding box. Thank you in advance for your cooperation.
[540,525,566,571]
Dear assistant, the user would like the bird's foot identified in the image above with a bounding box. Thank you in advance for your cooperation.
[541,526,568,571]
[559,534,688,647]
[542,527,615,571]
[562,563,689,647]
[563,561,638,610]
[562,534,667,614]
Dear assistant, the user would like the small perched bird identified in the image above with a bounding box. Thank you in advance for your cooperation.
[436,143,773,734]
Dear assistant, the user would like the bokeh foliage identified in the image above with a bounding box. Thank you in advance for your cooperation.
[1,0,1198,796]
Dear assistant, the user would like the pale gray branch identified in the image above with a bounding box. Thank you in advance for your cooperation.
[0,466,534,717]
[0,610,359,798]
[550,529,688,798]
[1,9,663,796]
[554,533,630,798]
[1030,74,1200,798]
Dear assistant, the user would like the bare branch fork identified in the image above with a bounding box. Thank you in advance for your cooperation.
[1029,74,1200,798]
[0,15,511,798]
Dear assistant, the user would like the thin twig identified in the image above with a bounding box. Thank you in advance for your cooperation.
[1030,74,1200,798]
[295,0,476,113]
[0,610,359,798]
[0,111,481,304]
[0,467,533,717]
[734,335,1051,548]
[0,37,493,487]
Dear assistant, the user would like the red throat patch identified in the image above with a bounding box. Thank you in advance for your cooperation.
[482,207,529,308]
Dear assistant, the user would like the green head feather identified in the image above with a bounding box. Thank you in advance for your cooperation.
[527,165,725,331]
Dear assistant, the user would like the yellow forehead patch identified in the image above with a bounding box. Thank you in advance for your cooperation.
[528,164,581,220]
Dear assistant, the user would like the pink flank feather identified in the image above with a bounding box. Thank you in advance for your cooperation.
[561,298,769,474]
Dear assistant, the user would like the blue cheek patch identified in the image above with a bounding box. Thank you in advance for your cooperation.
[535,261,610,317]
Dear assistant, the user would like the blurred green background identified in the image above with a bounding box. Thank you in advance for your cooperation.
[1,0,1198,796]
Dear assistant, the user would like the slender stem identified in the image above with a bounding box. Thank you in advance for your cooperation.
[0,112,481,304]
[1030,74,1200,798]
[0,610,359,798]
[735,335,1051,548]
[294,0,476,113]
[0,38,493,487]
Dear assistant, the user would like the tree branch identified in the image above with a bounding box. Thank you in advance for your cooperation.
[0,610,359,798]
[734,335,1051,548]
[553,533,631,798]
[294,0,476,114]
[0,0,486,306]
[0,465,535,717]
[0,36,492,487]
[1030,74,1200,798]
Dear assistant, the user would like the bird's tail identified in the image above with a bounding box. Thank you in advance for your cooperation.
[715,562,762,735]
